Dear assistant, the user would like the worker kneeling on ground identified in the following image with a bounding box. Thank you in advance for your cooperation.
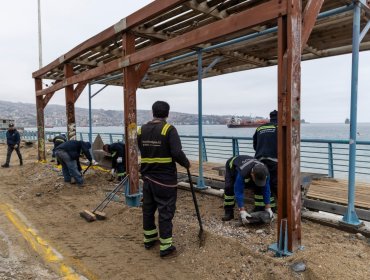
[103,142,126,181]
[222,155,275,224]
[55,140,93,187]
[138,101,190,259]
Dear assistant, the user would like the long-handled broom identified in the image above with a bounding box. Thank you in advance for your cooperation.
[186,168,205,247]
[80,175,128,222]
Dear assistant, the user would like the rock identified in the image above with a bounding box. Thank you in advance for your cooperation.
[256,229,264,234]
[356,233,365,240]
[343,233,350,238]
[291,262,306,273]
[35,193,42,197]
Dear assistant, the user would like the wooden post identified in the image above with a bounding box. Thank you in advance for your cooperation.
[64,64,76,140]
[123,32,140,194]
[277,0,302,252]
[35,78,46,162]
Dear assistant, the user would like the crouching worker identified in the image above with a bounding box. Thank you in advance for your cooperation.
[222,155,275,224]
[103,142,126,181]
[51,134,67,163]
[55,140,92,187]
[138,101,190,258]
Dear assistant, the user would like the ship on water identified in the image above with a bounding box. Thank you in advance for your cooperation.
[227,116,268,128]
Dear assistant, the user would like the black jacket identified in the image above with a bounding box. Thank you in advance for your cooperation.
[253,122,277,161]
[6,129,20,146]
[109,142,125,169]
[55,140,92,162]
[138,120,189,185]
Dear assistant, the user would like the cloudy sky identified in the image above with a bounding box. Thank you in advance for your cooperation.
[0,0,369,123]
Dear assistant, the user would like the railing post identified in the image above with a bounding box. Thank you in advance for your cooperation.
[232,138,239,156]
[109,133,113,144]
[343,2,361,226]
[79,132,83,141]
[197,49,206,189]
[328,143,334,178]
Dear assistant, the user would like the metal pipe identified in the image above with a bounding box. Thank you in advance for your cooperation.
[91,85,108,98]
[37,0,43,68]
[197,50,206,189]
[360,20,370,42]
[342,2,361,226]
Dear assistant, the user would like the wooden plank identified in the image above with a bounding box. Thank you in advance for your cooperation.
[304,198,370,221]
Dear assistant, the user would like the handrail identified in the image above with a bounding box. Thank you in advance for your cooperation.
[18,130,370,180]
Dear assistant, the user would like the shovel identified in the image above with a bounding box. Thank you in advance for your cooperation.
[82,163,92,175]
[186,168,205,247]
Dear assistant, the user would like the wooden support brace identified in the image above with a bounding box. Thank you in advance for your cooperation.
[64,64,76,140]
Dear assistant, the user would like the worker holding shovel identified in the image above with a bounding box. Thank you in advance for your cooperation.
[138,101,190,259]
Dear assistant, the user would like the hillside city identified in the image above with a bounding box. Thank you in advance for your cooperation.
[0,100,265,128]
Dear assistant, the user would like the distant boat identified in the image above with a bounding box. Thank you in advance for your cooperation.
[227,116,268,128]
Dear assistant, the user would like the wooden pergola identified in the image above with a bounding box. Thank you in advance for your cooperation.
[33,0,370,253]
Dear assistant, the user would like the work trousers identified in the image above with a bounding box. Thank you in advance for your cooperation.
[55,150,83,184]
[142,178,177,250]
[5,145,22,164]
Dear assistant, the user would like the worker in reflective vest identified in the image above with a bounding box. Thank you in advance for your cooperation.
[138,101,190,258]
[103,142,126,181]
[253,110,278,200]
[222,155,275,224]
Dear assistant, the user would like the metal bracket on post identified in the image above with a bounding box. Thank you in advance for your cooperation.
[268,218,293,257]
[124,179,142,207]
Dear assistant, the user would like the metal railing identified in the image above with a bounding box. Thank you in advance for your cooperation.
[17,131,370,180]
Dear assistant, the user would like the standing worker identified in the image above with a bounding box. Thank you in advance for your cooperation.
[138,101,190,258]
[1,123,22,168]
[103,142,126,181]
[253,110,278,200]
[222,155,274,224]
[55,140,92,187]
[51,134,67,163]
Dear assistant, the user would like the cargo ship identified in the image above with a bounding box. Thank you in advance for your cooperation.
[227,116,268,128]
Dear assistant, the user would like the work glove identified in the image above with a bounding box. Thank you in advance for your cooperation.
[265,208,274,220]
[240,210,252,225]
[91,159,98,165]
[117,157,123,164]
[13,144,18,149]
[111,168,116,176]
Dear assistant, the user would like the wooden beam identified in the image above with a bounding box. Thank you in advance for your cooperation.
[35,78,46,162]
[36,0,287,97]
[301,0,324,49]
[73,81,88,103]
[64,64,76,140]
[43,92,55,108]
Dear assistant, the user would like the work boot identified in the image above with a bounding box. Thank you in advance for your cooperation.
[70,178,76,184]
[144,240,158,250]
[222,209,234,221]
[160,245,177,258]
[1,163,9,168]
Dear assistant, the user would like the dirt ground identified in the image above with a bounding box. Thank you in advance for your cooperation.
[0,142,369,280]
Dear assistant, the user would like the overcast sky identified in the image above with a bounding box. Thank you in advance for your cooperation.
[0,0,369,123]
